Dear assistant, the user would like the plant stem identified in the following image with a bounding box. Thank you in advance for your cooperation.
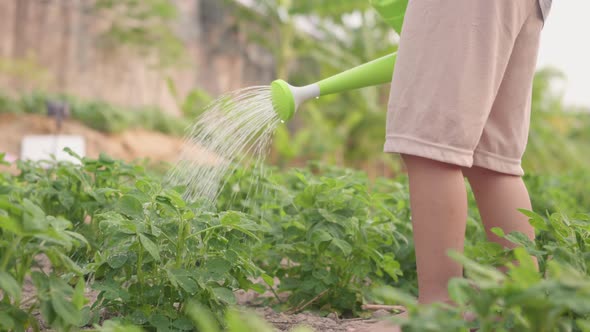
[176,210,185,268]
[0,236,21,271]
[137,236,144,292]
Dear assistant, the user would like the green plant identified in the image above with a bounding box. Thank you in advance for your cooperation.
[89,192,266,329]
[6,151,270,330]
[376,210,590,332]
[3,145,590,331]
[0,165,90,330]
[218,163,413,314]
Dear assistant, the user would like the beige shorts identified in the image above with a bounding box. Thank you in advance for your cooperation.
[385,0,544,176]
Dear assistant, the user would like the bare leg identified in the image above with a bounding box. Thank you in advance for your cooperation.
[364,155,468,332]
[462,166,538,270]
[367,155,467,332]
[403,154,468,304]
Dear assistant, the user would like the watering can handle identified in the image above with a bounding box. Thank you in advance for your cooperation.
[316,53,397,97]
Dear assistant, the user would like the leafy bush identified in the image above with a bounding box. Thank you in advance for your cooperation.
[2,152,265,330]
[218,164,416,314]
[0,155,90,331]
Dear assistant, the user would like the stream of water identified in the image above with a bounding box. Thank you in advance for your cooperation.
[165,86,280,203]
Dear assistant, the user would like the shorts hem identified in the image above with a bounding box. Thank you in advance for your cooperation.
[384,135,473,167]
[472,149,524,176]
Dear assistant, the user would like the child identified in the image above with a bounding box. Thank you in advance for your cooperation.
[368,0,551,330]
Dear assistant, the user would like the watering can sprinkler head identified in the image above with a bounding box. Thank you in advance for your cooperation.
[270,80,295,122]
[271,79,320,122]
[270,52,398,122]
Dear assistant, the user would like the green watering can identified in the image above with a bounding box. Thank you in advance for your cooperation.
[270,0,408,121]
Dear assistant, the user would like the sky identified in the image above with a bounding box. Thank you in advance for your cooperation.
[537,2,590,108]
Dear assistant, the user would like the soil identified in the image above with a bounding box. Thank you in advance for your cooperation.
[232,285,397,332]
[0,113,186,166]
[251,307,379,332]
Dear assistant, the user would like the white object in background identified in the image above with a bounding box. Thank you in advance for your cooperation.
[21,135,86,164]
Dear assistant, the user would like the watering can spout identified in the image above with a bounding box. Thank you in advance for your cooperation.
[271,52,397,122]
[271,80,319,122]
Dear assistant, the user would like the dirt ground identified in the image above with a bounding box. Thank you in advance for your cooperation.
[233,286,398,332]
[251,307,384,332]
[0,113,186,165]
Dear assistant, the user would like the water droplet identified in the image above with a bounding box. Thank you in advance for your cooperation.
[280,120,285,123]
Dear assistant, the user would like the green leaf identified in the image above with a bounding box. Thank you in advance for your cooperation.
[118,195,144,219]
[166,269,199,294]
[203,258,231,279]
[447,278,471,305]
[63,147,82,160]
[294,186,319,208]
[22,199,46,231]
[381,254,402,281]
[172,317,193,330]
[164,189,186,208]
[374,286,418,309]
[50,280,82,326]
[447,250,505,285]
[262,273,274,287]
[0,271,21,302]
[93,280,130,301]
[185,301,220,332]
[331,238,352,256]
[107,252,129,269]
[99,153,115,164]
[221,211,241,226]
[58,192,75,209]
[518,208,549,231]
[311,229,332,246]
[135,179,154,193]
[504,231,536,248]
[212,287,236,305]
[138,233,160,262]
[0,214,23,235]
[49,250,84,275]
[0,311,15,330]
[130,310,148,325]
[72,278,88,309]
[149,314,170,330]
[99,319,145,331]
[491,227,505,238]
[64,231,90,248]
